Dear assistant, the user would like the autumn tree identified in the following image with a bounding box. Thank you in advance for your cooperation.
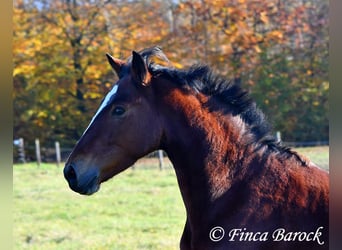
[170,0,328,142]
[13,0,328,160]
[14,0,113,148]
[249,0,329,141]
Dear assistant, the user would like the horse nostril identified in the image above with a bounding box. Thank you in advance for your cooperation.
[64,164,77,181]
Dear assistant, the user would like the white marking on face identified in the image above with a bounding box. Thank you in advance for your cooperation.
[82,84,119,135]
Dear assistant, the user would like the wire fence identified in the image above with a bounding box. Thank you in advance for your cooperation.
[13,138,167,168]
[13,136,328,166]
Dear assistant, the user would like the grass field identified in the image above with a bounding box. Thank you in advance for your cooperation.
[294,146,329,170]
[13,146,328,249]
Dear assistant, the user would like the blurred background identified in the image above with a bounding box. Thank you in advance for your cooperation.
[13,0,328,161]
[12,1,329,249]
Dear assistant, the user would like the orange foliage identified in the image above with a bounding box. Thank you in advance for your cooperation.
[13,0,328,145]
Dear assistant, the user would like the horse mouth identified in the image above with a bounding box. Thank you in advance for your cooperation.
[69,175,100,195]
[80,177,100,195]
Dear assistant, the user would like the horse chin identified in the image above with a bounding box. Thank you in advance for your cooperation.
[82,183,100,195]
[68,172,101,196]
[99,161,136,183]
[99,169,123,183]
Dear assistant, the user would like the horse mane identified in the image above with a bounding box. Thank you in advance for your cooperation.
[137,47,307,165]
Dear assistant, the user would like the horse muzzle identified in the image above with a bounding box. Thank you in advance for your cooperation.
[63,163,100,195]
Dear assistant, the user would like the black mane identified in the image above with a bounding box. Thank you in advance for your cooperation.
[137,47,306,164]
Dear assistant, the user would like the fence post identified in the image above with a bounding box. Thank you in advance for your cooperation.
[35,139,41,167]
[55,141,61,167]
[158,150,164,170]
[276,131,281,143]
[18,138,26,163]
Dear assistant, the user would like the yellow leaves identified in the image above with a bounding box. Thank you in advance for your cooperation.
[84,82,103,100]
[266,1,278,14]
[321,81,329,91]
[220,44,233,55]
[254,45,262,53]
[13,68,22,77]
[105,82,112,89]
[260,12,269,24]
[121,6,130,13]
[37,111,48,119]
[34,120,44,128]
[312,101,319,106]
[267,30,284,41]
[13,64,35,77]
[84,92,102,99]
[172,62,184,69]
[85,65,102,79]
[226,7,235,15]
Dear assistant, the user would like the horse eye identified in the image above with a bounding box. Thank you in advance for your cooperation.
[112,106,126,116]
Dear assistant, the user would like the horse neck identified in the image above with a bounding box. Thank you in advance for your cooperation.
[157,85,257,221]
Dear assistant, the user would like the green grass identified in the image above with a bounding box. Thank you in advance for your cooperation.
[13,159,185,250]
[294,146,329,170]
[13,147,328,249]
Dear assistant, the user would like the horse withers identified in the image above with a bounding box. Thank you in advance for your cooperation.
[64,47,329,249]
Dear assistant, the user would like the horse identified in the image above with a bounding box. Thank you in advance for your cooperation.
[64,47,329,249]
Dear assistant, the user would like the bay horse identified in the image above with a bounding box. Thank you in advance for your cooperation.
[64,47,329,249]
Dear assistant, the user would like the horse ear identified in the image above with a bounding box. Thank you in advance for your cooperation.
[106,53,125,77]
[131,51,152,86]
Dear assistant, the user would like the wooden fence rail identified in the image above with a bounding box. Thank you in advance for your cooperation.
[13,133,328,167]
[13,137,165,168]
